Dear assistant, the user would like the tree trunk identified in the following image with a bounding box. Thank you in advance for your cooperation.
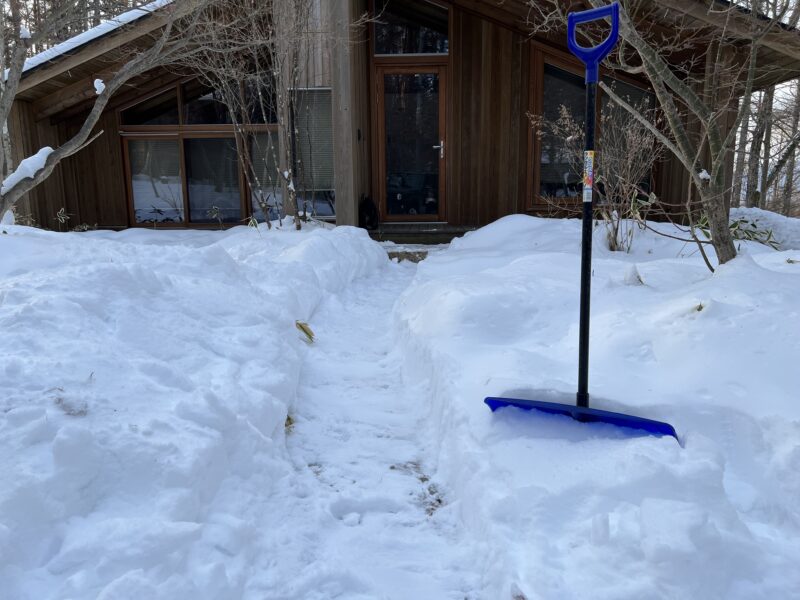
[782,80,800,216]
[744,88,772,208]
[731,93,750,209]
[703,181,737,264]
[758,87,775,209]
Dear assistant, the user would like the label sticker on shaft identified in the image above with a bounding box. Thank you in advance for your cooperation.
[583,150,595,203]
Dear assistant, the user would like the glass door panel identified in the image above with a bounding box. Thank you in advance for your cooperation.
[184,138,242,223]
[381,70,444,218]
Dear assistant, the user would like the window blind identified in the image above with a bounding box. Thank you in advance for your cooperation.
[293,89,334,192]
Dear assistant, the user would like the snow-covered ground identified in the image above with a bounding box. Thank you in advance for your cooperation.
[0,222,389,598]
[395,215,800,599]
[1,214,799,599]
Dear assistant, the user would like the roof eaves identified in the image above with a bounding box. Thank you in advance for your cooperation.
[19,0,173,79]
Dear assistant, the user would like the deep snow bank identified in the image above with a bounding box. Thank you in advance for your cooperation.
[394,215,800,599]
[0,223,385,599]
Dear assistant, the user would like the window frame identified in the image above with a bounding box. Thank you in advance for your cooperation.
[118,78,278,228]
[372,0,451,59]
[291,87,337,221]
[369,0,452,223]
[527,43,656,211]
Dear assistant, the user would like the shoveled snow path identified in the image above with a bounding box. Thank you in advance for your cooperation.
[246,261,478,599]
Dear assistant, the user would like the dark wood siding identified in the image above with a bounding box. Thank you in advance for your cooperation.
[58,111,128,228]
[448,8,530,227]
[8,101,67,228]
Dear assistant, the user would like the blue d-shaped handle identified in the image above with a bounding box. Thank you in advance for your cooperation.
[567,3,620,83]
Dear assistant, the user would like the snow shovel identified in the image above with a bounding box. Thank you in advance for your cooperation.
[484,3,677,440]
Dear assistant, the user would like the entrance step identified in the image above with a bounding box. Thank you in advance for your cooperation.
[368,223,473,245]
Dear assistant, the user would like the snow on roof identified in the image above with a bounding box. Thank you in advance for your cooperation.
[21,0,173,75]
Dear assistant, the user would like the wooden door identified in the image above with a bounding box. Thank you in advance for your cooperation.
[376,66,447,221]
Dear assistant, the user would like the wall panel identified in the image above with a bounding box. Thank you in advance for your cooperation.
[448,8,530,227]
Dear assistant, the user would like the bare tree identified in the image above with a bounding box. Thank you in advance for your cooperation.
[171,0,348,230]
[0,0,215,220]
[526,0,800,267]
[780,79,800,215]
[530,95,663,252]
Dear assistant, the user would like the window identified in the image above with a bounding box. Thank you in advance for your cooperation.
[293,89,336,218]
[182,80,233,125]
[184,138,242,223]
[249,132,282,221]
[539,64,585,199]
[120,78,334,227]
[533,57,657,205]
[128,140,184,223]
[600,78,656,196]
[121,89,179,126]
[374,0,448,55]
[243,80,278,125]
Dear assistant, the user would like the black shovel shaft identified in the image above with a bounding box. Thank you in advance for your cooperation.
[576,81,597,409]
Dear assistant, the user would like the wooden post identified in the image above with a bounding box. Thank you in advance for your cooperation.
[330,0,365,227]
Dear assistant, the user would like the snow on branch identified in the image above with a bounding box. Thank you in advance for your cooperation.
[1,147,53,195]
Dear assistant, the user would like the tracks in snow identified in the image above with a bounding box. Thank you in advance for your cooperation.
[249,261,476,600]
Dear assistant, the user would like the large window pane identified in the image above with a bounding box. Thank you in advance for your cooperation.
[242,80,278,125]
[601,77,654,115]
[128,140,184,223]
[375,0,448,55]
[601,78,656,195]
[184,138,241,223]
[249,132,282,221]
[539,64,585,198]
[183,80,232,125]
[121,90,179,126]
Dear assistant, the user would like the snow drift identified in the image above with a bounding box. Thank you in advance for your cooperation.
[0,223,385,598]
[394,215,800,599]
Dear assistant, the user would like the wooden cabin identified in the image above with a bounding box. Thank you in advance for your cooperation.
[9,0,800,239]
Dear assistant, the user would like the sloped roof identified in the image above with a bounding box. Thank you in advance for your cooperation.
[21,0,173,77]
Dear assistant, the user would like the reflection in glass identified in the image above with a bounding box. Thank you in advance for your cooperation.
[183,80,233,125]
[121,90,179,126]
[243,80,278,125]
[539,64,585,198]
[128,140,184,223]
[249,132,282,221]
[384,73,439,216]
[184,138,241,223]
[600,78,656,196]
[375,0,448,55]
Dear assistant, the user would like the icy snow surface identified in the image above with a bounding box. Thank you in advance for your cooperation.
[1,214,799,598]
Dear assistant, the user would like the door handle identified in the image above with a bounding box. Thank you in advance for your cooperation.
[432,140,444,159]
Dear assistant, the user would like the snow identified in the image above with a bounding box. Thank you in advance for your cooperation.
[699,168,711,180]
[0,222,387,598]
[1,212,799,598]
[18,0,172,75]
[394,215,800,598]
[1,209,13,225]
[731,206,800,250]
[19,26,31,40]
[1,147,53,195]
[94,78,105,95]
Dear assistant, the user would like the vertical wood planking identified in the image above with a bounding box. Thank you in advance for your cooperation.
[448,8,530,227]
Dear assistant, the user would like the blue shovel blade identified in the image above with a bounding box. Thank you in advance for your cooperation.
[485,396,678,440]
